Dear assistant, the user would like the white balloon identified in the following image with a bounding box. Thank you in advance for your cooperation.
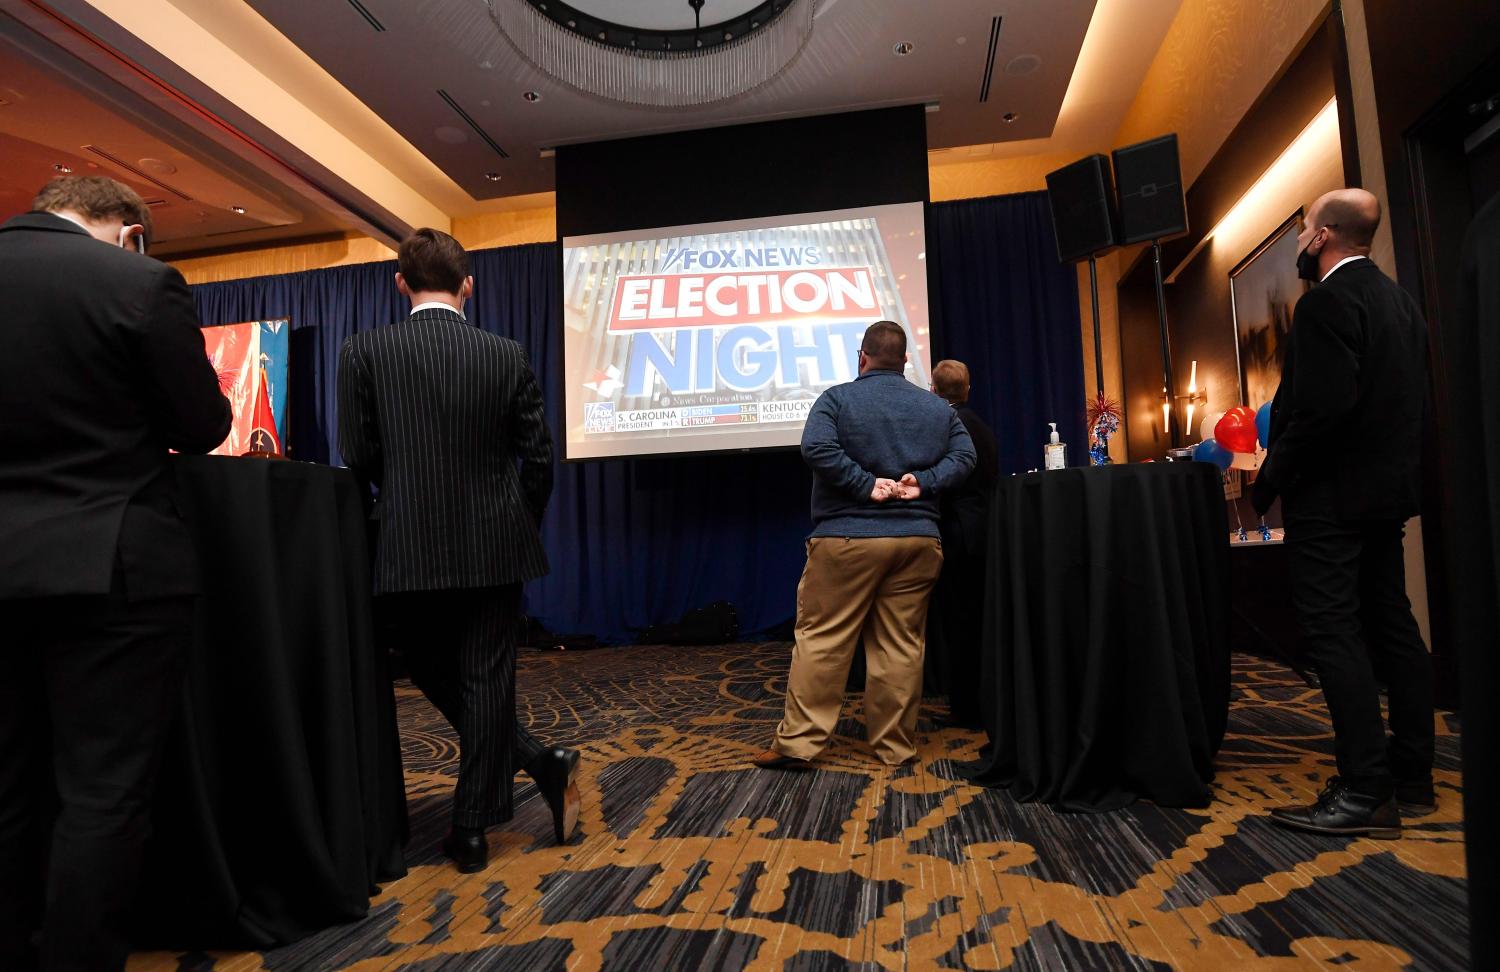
[1199,410,1225,443]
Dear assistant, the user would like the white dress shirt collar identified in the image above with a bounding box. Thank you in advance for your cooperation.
[1321,255,1366,282]
[51,211,94,234]
[410,300,465,319]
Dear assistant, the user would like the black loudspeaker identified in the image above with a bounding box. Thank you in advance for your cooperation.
[1044,154,1119,263]
[1112,133,1188,244]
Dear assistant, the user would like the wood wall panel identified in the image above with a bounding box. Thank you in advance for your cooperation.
[1115,0,1329,184]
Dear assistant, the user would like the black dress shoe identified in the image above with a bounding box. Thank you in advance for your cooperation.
[1395,779,1437,816]
[1270,777,1401,839]
[526,747,581,844]
[442,827,488,873]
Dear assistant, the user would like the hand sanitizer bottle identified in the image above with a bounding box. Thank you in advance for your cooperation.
[1044,422,1067,470]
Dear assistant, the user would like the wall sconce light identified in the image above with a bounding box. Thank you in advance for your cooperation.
[1175,360,1208,439]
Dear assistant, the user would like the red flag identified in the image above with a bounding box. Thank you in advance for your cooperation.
[245,366,282,456]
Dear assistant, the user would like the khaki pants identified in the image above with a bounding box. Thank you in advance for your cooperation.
[773,535,944,765]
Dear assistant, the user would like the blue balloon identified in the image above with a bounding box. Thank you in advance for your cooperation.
[1194,437,1233,471]
[1255,401,1274,449]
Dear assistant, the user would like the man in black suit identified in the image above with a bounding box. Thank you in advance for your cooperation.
[925,360,999,727]
[1253,188,1433,839]
[337,228,579,873]
[0,177,231,971]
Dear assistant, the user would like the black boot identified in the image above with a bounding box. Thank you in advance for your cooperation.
[1394,778,1437,816]
[1270,777,1401,839]
[525,747,581,844]
[441,825,488,873]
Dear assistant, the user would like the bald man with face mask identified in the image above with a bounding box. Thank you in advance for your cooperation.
[1254,188,1435,840]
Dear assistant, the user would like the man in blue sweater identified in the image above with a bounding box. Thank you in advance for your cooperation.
[754,321,976,768]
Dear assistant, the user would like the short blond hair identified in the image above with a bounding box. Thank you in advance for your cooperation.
[33,176,152,243]
[932,359,971,404]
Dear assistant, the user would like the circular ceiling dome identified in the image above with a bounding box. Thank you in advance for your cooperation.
[488,0,816,108]
[564,0,765,31]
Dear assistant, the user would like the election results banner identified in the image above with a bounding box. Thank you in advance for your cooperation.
[560,202,933,460]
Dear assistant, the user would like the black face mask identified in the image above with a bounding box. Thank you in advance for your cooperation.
[1295,241,1321,282]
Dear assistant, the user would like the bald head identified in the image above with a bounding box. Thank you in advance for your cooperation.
[1310,188,1381,250]
[1297,187,1381,280]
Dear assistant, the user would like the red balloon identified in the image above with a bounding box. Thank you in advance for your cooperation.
[1215,406,1260,454]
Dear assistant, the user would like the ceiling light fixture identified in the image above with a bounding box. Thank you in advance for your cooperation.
[893,41,914,56]
[1005,54,1042,76]
[230,205,246,214]
[1002,112,1018,123]
[523,90,542,102]
[53,163,72,173]
[485,172,502,182]
[486,0,816,109]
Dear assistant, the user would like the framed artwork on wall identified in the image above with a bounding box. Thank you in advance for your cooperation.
[1229,211,1308,411]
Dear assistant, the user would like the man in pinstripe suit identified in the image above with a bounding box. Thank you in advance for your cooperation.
[337,228,579,873]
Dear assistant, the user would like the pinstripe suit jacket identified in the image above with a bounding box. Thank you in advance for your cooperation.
[337,307,552,594]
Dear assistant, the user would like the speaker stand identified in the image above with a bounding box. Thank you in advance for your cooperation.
[1151,240,1179,448]
[1088,255,1105,399]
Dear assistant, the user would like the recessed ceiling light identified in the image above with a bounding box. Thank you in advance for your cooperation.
[523,90,542,102]
[53,163,72,173]
[484,172,502,182]
[1002,112,1019,123]
[893,41,914,56]
[230,205,246,214]
[1005,54,1042,76]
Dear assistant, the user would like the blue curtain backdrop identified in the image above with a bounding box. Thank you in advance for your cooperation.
[930,191,1088,471]
[191,191,1082,642]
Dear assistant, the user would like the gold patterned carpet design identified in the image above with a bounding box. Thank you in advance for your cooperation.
[130,644,1466,971]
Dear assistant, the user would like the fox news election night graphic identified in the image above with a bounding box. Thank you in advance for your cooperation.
[562,203,932,459]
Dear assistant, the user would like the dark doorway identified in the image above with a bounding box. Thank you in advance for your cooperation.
[1400,50,1500,709]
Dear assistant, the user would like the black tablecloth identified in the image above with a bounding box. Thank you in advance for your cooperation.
[965,462,1231,811]
[137,456,407,948]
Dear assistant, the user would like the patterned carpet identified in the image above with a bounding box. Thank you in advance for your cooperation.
[129,644,1466,971]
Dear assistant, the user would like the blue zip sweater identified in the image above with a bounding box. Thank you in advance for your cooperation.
[801,369,977,538]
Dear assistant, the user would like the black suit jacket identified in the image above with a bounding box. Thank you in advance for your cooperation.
[336,307,553,594]
[939,405,999,558]
[1257,258,1428,520]
[0,212,231,600]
